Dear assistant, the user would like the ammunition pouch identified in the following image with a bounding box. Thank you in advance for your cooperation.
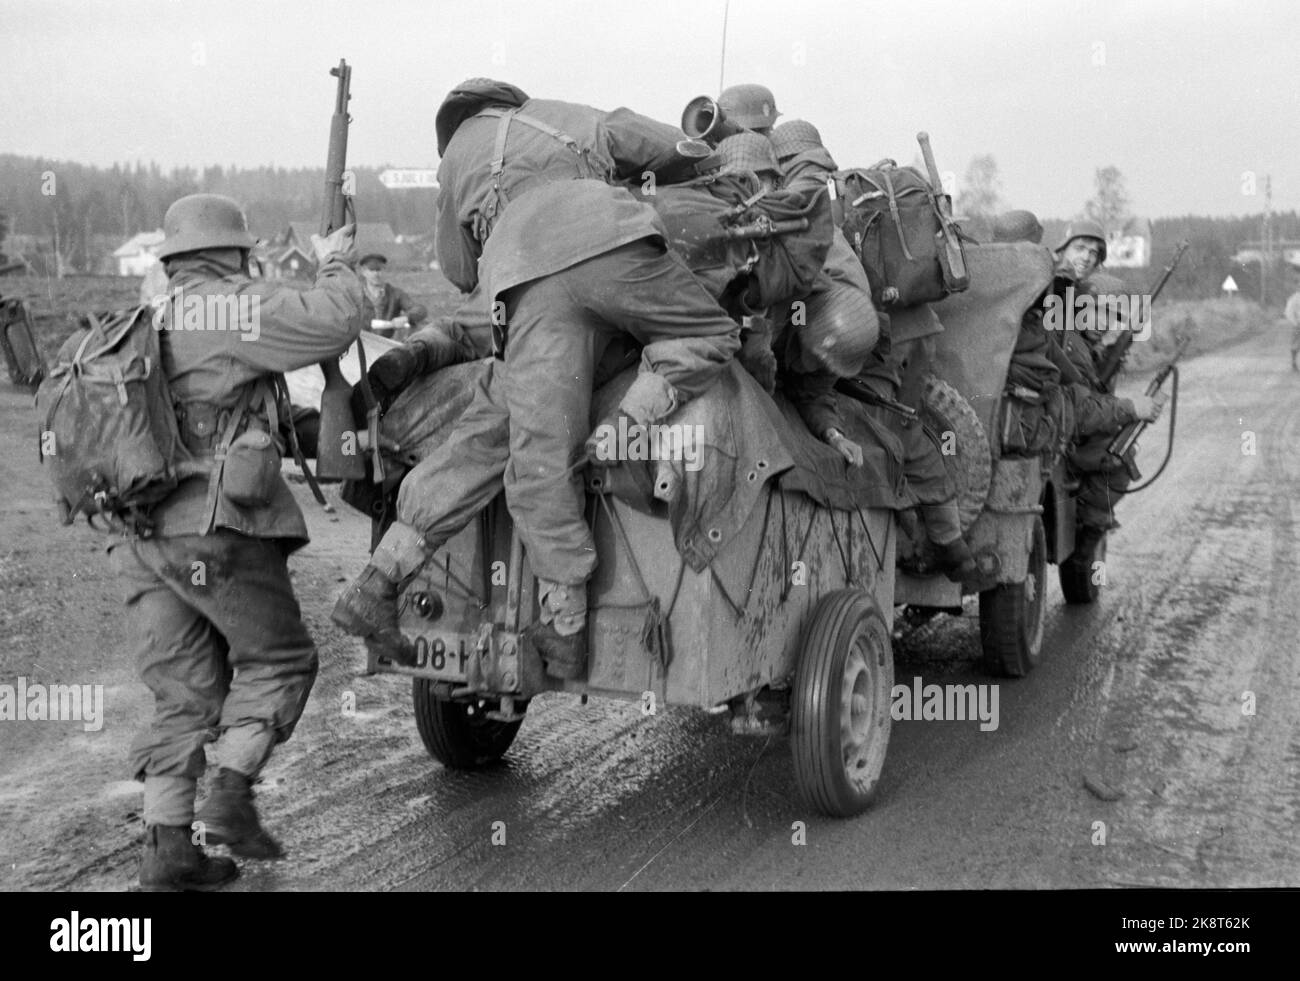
[999,384,1068,458]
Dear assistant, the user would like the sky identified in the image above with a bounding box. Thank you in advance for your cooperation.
[2,0,1297,220]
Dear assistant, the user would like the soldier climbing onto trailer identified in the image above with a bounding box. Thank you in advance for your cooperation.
[332,79,745,683]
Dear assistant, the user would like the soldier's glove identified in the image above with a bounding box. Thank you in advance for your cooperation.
[738,320,778,395]
[310,223,356,265]
[825,427,865,467]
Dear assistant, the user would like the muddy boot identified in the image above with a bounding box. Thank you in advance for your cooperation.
[331,565,417,666]
[527,622,588,680]
[935,537,979,583]
[335,523,431,667]
[195,768,284,860]
[139,824,239,892]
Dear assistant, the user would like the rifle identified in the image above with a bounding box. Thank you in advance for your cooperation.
[1095,239,1189,391]
[1108,335,1189,487]
[834,376,919,422]
[315,59,383,483]
[916,132,969,293]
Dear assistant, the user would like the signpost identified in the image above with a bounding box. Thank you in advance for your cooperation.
[378,169,439,189]
[1222,274,1238,298]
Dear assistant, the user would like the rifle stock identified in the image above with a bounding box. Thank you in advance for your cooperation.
[315,59,368,482]
[1107,336,1189,478]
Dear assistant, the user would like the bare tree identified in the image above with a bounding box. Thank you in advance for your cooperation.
[1084,165,1130,230]
[958,154,1002,220]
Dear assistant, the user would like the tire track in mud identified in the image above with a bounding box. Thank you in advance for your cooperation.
[1062,335,1300,887]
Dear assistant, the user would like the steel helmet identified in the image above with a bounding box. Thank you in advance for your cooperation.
[1056,219,1107,264]
[716,132,781,177]
[768,119,824,161]
[991,209,1044,244]
[157,194,256,260]
[718,83,780,132]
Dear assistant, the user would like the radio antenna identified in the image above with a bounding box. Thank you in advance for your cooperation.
[719,0,730,92]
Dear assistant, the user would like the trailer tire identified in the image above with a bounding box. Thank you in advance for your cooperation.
[412,680,524,769]
[791,589,894,818]
[979,516,1047,677]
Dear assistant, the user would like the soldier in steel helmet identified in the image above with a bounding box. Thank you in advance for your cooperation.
[1035,221,1161,557]
[769,118,974,579]
[116,193,364,890]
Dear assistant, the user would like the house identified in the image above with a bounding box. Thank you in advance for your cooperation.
[1232,239,1300,268]
[253,241,316,281]
[113,230,165,277]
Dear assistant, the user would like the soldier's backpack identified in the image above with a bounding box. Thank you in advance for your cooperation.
[35,304,196,533]
[835,161,968,309]
[637,171,833,314]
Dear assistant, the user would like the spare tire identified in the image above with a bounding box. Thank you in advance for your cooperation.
[919,374,992,533]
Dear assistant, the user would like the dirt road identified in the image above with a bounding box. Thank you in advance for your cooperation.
[2,324,1297,891]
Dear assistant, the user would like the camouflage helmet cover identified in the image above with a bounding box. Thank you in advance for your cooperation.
[768,119,824,161]
[716,131,781,177]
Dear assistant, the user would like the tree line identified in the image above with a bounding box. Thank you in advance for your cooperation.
[0,155,438,274]
[2,153,1295,304]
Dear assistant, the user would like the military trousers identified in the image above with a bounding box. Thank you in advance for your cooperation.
[116,531,318,785]
[396,239,739,587]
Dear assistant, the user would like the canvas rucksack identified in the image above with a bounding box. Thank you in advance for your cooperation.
[35,304,198,533]
[638,172,833,313]
[834,161,968,309]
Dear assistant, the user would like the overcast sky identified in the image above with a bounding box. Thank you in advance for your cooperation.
[3,0,1296,220]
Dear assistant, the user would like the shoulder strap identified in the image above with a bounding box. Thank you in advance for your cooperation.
[474,106,604,241]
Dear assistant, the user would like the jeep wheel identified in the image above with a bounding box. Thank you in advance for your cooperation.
[979,516,1047,677]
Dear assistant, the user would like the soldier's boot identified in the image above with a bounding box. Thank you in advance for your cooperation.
[139,824,239,892]
[1072,524,1106,563]
[934,536,979,583]
[332,522,431,667]
[529,580,589,680]
[195,768,283,860]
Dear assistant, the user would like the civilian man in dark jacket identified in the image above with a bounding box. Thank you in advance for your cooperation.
[358,252,427,336]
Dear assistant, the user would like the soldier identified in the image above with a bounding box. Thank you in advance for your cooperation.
[1040,221,1161,557]
[118,193,364,890]
[358,252,428,337]
[761,121,880,467]
[771,119,973,578]
[332,79,741,681]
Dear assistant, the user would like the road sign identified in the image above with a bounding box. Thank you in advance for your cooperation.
[379,169,439,189]
[1222,275,1238,293]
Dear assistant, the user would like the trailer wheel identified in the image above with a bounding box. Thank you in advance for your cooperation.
[1059,533,1106,605]
[979,516,1047,677]
[791,589,894,817]
[412,680,524,769]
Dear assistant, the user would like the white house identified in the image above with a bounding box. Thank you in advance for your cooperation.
[113,230,165,277]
